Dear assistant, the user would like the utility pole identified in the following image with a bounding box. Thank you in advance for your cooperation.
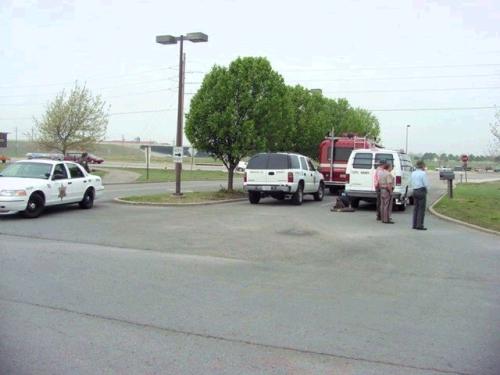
[15,127,18,157]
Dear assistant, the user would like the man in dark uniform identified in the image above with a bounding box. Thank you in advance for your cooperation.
[79,152,90,173]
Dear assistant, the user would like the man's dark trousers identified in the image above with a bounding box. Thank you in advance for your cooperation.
[376,188,381,220]
[413,188,427,228]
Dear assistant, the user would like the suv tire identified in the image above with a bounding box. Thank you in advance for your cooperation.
[248,191,261,204]
[314,183,325,201]
[291,183,304,205]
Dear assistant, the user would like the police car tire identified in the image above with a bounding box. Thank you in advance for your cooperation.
[22,193,45,218]
[79,189,94,209]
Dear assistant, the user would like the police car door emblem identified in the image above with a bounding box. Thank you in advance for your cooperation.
[58,185,67,200]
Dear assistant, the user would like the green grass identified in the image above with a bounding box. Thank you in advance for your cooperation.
[121,189,246,204]
[433,181,500,231]
[125,168,230,183]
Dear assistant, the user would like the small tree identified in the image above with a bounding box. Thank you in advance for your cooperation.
[34,83,109,155]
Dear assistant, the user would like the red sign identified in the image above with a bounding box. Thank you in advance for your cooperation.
[461,154,469,162]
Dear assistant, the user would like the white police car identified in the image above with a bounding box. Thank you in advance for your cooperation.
[0,159,104,218]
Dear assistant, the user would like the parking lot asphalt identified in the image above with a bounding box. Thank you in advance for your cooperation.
[1,172,499,374]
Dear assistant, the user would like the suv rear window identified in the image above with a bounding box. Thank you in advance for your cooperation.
[247,154,268,169]
[352,153,373,169]
[268,154,289,169]
[247,153,291,170]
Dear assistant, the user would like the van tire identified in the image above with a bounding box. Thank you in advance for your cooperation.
[291,183,304,205]
[396,201,407,211]
[248,191,261,204]
[314,183,325,201]
[350,198,360,208]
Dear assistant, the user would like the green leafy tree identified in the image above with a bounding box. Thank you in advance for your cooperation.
[34,83,109,155]
[186,57,291,191]
[325,98,380,142]
[287,86,331,158]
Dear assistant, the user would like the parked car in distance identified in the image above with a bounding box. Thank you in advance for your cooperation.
[436,166,452,172]
[345,148,414,210]
[0,159,104,218]
[64,152,104,164]
[244,152,325,205]
[236,160,247,172]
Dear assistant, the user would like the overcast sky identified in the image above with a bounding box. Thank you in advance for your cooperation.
[1,0,500,155]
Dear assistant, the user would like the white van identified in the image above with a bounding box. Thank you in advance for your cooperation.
[344,148,414,210]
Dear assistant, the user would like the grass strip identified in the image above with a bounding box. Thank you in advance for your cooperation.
[433,181,500,231]
[124,168,230,183]
[120,189,246,204]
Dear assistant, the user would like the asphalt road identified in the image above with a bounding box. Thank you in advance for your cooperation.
[1,173,499,374]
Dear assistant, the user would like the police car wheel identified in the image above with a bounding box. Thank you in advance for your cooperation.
[22,193,45,218]
[79,189,94,209]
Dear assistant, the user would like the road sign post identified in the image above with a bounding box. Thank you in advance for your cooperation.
[461,154,468,183]
[173,147,183,163]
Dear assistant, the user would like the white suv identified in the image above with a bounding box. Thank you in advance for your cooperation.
[243,152,325,205]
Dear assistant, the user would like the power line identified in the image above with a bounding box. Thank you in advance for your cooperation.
[0,108,177,121]
[0,66,179,90]
[109,108,176,116]
[282,62,500,72]
[369,105,497,112]
[325,86,500,94]
[289,72,500,83]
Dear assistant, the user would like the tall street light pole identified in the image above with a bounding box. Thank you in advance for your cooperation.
[405,124,411,154]
[156,32,208,195]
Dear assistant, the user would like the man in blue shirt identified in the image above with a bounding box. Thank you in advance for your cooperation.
[411,160,429,230]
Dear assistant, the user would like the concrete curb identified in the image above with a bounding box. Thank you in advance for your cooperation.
[113,197,247,207]
[429,193,500,236]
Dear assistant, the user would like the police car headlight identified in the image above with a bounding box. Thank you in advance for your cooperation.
[0,189,27,197]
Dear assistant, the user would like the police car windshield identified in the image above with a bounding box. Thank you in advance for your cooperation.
[0,162,52,179]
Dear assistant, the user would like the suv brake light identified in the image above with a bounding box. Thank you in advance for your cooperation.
[288,172,294,183]
[396,176,401,185]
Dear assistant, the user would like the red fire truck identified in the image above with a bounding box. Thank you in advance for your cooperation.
[318,134,380,194]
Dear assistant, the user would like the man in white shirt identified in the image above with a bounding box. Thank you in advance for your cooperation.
[411,160,429,230]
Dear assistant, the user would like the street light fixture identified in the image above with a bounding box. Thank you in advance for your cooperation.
[156,32,208,195]
[405,124,411,154]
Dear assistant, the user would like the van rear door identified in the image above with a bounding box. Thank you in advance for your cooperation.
[348,152,374,192]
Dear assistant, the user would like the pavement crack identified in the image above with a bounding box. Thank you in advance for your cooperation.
[1,296,472,375]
